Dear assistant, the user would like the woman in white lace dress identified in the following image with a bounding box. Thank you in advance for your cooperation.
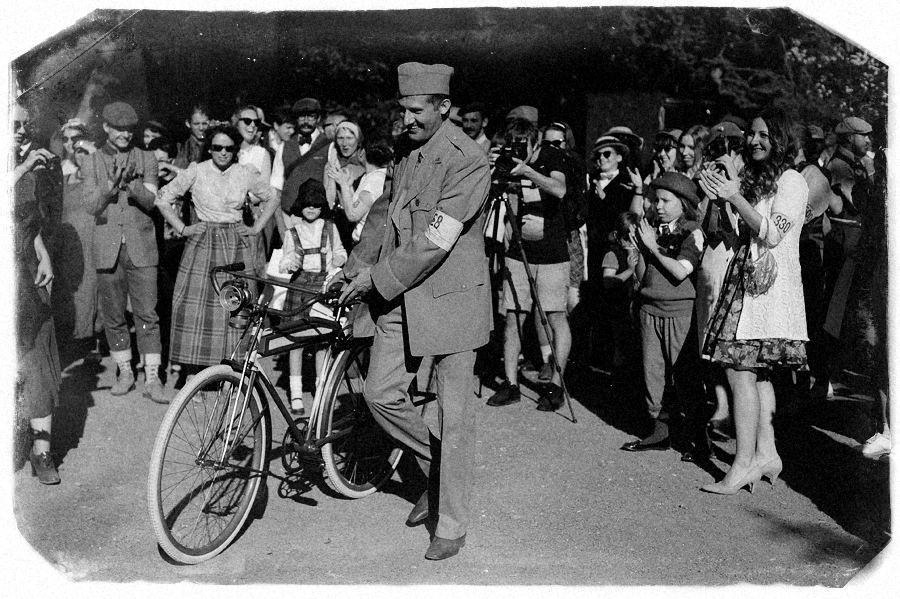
[697,107,809,495]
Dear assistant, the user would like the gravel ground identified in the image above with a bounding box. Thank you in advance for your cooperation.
[3,350,893,594]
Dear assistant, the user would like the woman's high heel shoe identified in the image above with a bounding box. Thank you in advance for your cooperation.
[757,457,783,487]
[700,465,761,495]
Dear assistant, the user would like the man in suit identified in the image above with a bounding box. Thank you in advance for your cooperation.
[277,97,331,235]
[340,62,491,560]
[82,101,168,404]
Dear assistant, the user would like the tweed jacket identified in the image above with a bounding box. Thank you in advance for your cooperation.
[280,132,330,213]
[371,120,492,356]
[81,142,160,269]
[736,168,809,341]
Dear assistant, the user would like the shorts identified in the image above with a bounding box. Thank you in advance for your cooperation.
[503,258,569,313]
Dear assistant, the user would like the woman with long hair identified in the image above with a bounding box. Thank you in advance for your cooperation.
[677,125,709,178]
[697,107,809,494]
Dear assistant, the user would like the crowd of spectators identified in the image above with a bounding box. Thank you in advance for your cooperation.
[12,84,889,488]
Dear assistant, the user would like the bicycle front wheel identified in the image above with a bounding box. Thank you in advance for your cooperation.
[147,364,270,564]
[319,342,403,498]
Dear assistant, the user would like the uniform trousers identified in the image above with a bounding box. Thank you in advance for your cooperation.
[365,303,477,540]
[97,242,162,357]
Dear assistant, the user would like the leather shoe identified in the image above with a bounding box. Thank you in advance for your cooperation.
[486,381,520,407]
[425,534,466,560]
[680,449,711,464]
[30,451,60,485]
[535,383,564,411]
[621,437,670,452]
[406,490,429,526]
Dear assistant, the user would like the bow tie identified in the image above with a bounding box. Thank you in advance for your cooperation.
[298,134,312,145]
[599,172,615,181]
[658,222,675,235]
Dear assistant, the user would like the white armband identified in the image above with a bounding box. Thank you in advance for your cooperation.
[425,209,464,252]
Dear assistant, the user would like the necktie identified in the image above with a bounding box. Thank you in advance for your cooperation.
[298,133,312,145]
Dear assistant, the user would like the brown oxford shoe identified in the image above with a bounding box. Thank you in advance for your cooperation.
[425,534,466,560]
[406,490,429,526]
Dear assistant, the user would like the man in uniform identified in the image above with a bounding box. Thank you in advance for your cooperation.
[82,101,168,404]
[340,62,491,560]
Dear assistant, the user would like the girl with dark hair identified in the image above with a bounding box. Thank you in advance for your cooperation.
[155,124,278,377]
[697,107,809,494]
[278,179,347,415]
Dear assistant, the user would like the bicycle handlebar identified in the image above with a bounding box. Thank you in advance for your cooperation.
[209,262,358,320]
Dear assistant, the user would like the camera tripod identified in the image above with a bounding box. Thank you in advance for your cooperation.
[487,183,577,423]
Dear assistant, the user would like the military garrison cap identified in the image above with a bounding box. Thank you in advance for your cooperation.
[397,62,454,96]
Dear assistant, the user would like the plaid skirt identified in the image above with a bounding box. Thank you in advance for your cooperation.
[169,223,256,366]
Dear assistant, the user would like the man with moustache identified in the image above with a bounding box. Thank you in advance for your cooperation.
[278,97,330,235]
[460,102,491,155]
[81,101,168,404]
[340,62,491,560]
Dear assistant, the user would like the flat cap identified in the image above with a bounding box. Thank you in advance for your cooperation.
[398,62,454,96]
[292,97,322,115]
[707,121,744,142]
[650,171,700,209]
[591,135,629,155]
[506,105,539,126]
[102,102,139,129]
[834,116,872,135]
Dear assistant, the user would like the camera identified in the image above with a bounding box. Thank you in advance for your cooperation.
[493,138,529,180]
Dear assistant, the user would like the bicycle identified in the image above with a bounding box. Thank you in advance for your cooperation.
[146,262,403,564]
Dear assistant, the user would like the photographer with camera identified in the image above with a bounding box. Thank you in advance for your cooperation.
[486,117,570,412]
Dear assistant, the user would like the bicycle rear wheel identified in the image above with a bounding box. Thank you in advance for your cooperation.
[319,342,403,498]
[147,364,270,564]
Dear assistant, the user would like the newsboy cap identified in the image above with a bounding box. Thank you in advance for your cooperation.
[292,97,322,115]
[397,62,454,96]
[707,121,744,142]
[102,102,139,129]
[834,116,872,135]
[650,171,701,210]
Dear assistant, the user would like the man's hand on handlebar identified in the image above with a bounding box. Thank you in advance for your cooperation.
[339,266,374,304]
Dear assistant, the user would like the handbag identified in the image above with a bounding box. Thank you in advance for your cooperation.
[743,241,778,297]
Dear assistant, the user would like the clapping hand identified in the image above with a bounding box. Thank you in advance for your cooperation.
[636,218,659,254]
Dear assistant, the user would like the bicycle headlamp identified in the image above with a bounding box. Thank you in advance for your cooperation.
[219,279,253,313]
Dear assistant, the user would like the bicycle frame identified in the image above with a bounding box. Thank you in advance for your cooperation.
[209,264,366,472]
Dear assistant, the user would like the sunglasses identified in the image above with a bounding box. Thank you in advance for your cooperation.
[238,117,261,127]
[543,139,564,148]
[595,150,615,159]
[74,148,90,155]
[654,141,677,151]
[211,144,235,153]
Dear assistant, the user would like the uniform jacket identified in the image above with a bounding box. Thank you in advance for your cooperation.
[371,120,492,356]
[586,170,635,279]
[82,142,160,269]
[280,133,330,213]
